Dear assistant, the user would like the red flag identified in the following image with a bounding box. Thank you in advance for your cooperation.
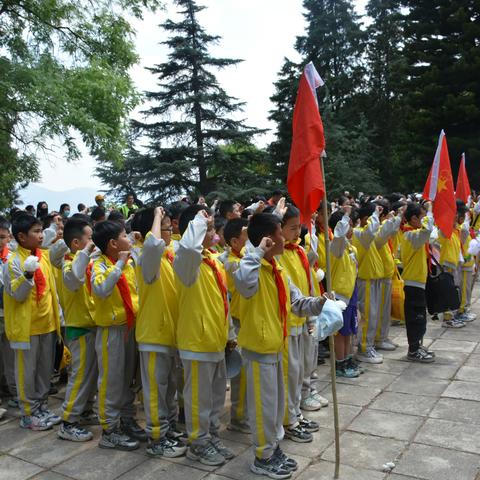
[455,153,471,204]
[422,130,456,238]
[287,62,326,226]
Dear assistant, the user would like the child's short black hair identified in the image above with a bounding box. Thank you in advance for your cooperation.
[405,203,424,222]
[77,203,86,212]
[358,202,376,220]
[90,207,106,223]
[224,218,248,245]
[391,200,407,212]
[12,214,42,242]
[92,220,123,254]
[63,218,91,249]
[71,213,91,223]
[374,198,391,215]
[328,210,345,231]
[214,215,226,233]
[167,201,189,221]
[179,205,209,235]
[281,204,300,225]
[247,213,281,247]
[0,216,10,232]
[108,210,125,224]
[219,200,236,219]
[456,199,467,216]
[133,208,152,239]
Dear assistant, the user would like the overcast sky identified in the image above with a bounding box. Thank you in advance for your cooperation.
[29,0,367,193]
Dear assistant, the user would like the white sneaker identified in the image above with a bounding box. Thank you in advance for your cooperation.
[375,339,398,351]
[300,396,322,411]
[356,347,383,364]
[442,319,465,329]
[463,312,476,322]
[311,392,329,407]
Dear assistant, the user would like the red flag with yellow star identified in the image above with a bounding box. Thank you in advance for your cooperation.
[455,153,471,204]
[422,130,456,238]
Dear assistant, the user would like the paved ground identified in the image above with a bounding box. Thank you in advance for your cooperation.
[2,290,480,480]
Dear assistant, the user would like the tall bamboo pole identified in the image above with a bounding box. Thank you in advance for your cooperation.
[320,156,340,479]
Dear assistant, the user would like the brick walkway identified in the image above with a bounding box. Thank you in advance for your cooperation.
[1,289,480,480]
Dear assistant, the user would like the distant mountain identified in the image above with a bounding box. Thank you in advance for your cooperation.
[19,184,104,211]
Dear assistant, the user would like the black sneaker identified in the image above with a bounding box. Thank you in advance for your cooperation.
[99,427,139,451]
[284,423,313,443]
[298,417,319,433]
[407,348,435,363]
[120,417,147,442]
[211,436,235,460]
[146,436,187,458]
[250,455,292,479]
[186,441,225,466]
[419,345,436,358]
[273,445,298,472]
[346,356,364,375]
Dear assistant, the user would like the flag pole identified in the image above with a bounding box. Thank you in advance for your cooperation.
[320,153,340,479]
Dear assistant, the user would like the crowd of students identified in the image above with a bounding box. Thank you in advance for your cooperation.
[0,189,477,480]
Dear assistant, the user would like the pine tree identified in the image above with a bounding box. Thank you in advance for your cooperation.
[400,0,480,190]
[364,0,405,189]
[111,0,264,200]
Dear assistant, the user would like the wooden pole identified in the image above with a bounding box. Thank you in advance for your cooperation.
[320,155,340,479]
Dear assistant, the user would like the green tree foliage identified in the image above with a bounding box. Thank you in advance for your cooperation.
[109,0,267,201]
[399,0,480,191]
[0,0,160,205]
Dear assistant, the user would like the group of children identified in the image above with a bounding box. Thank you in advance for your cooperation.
[0,192,477,480]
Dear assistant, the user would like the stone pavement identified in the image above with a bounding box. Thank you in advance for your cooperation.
[2,295,480,480]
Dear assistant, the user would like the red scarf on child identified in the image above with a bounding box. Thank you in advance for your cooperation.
[202,256,229,323]
[231,249,243,259]
[285,243,312,294]
[0,246,8,264]
[33,249,47,304]
[267,258,288,340]
[107,256,135,329]
[165,249,174,265]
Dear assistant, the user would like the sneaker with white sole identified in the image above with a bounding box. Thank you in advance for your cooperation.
[58,422,93,442]
[464,312,477,322]
[273,446,297,472]
[20,414,53,431]
[298,416,319,432]
[442,319,465,328]
[250,455,292,479]
[300,395,322,411]
[79,410,100,425]
[186,441,225,466]
[311,392,329,407]
[211,436,235,460]
[356,346,383,364]
[98,427,139,451]
[375,339,398,351]
[407,348,435,363]
[146,436,187,458]
[39,408,62,425]
[284,423,313,443]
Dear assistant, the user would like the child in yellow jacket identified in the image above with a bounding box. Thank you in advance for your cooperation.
[174,205,235,466]
[133,206,187,458]
[3,214,61,431]
[91,220,143,450]
[58,217,98,442]
[234,213,332,479]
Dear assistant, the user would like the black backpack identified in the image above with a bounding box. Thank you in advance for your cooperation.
[425,253,461,315]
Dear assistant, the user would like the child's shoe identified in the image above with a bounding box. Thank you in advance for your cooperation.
[120,416,147,442]
[298,416,319,432]
[186,441,226,466]
[342,362,360,378]
[407,348,435,363]
[273,445,298,471]
[345,356,363,375]
[375,339,398,351]
[99,427,139,451]
[284,422,313,443]
[20,413,53,431]
[250,455,292,479]
[79,410,100,425]
[300,396,321,411]
[7,398,19,409]
[442,319,465,328]
[311,391,329,407]
[211,436,235,460]
[39,408,62,425]
[356,346,383,364]
[146,436,187,458]
[58,422,93,442]
[227,419,251,434]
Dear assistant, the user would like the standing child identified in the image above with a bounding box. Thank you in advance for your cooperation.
[400,203,435,362]
[352,204,384,364]
[221,217,250,434]
[234,213,333,479]
[91,220,144,450]
[134,207,187,458]
[58,217,98,442]
[174,206,235,466]
[3,214,62,430]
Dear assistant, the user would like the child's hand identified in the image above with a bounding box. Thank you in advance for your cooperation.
[197,209,210,220]
[387,211,395,221]
[275,197,287,217]
[154,206,165,220]
[259,237,274,253]
[118,251,130,263]
[24,256,40,273]
[255,201,265,214]
[322,291,335,301]
[375,205,383,216]
[342,205,352,216]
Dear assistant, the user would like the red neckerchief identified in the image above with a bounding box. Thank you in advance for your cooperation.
[285,243,312,294]
[231,249,243,259]
[107,256,135,330]
[33,249,47,304]
[202,255,228,323]
[317,227,334,241]
[401,224,432,273]
[267,258,288,340]
[165,249,174,265]
[0,246,8,264]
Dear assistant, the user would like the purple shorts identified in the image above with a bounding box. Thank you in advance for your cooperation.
[339,287,358,337]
